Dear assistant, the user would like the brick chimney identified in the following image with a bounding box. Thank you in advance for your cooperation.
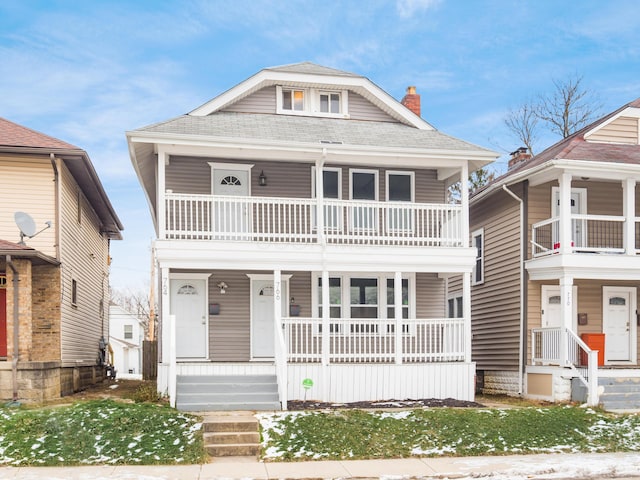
[508,147,532,170]
[401,86,421,117]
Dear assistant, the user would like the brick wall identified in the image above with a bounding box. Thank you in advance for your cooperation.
[5,258,32,361]
[31,264,61,361]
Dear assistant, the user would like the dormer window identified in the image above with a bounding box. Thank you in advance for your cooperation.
[282,89,305,111]
[319,92,340,114]
[276,86,348,117]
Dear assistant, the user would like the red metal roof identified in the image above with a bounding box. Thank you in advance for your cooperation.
[0,239,34,251]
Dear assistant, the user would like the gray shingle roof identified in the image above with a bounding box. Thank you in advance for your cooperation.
[137,112,490,153]
[265,62,360,77]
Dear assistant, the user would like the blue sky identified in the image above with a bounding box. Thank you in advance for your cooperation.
[1,0,640,292]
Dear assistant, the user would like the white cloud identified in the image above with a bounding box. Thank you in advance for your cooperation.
[396,0,441,18]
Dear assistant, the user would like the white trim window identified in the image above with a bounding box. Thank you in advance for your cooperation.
[124,324,133,340]
[312,167,342,231]
[386,171,414,232]
[319,91,341,114]
[276,86,348,117]
[350,169,379,232]
[281,88,305,112]
[317,276,343,333]
[448,294,463,318]
[472,228,484,285]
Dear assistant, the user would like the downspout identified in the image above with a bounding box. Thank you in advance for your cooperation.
[49,154,61,260]
[6,255,19,403]
[502,184,525,395]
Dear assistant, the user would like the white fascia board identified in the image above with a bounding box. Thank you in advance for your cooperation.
[128,131,496,169]
[526,254,640,281]
[188,69,434,130]
[584,106,640,139]
[126,133,159,233]
[154,240,476,273]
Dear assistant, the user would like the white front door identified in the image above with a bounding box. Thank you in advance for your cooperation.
[212,168,250,237]
[542,285,577,330]
[552,188,586,248]
[603,287,637,364]
[171,279,207,359]
[251,278,288,359]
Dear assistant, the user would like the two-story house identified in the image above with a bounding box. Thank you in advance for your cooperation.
[0,118,123,402]
[109,303,145,379]
[469,98,640,410]
[127,62,497,411]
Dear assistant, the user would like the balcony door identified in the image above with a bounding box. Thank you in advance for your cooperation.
[552,187,586,249]
[350,169,378,232]
[210,164,251,239]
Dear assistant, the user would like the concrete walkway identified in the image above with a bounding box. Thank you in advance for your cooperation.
[1,452,640,479]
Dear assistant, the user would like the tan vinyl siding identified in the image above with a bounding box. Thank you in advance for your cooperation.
[0,156,56,257]
[166,157,446,203]
[471,186,522,371]
[349,92,398,122]
[59,164,110,366]
[221,86,277,114]
[586,116,639,144]
[416,273,445,318]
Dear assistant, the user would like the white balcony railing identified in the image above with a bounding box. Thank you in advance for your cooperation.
[532,214,629,256]
[164,193,463,247]
[281,317,466,364]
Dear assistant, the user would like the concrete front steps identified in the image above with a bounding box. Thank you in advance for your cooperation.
[176,374,281,411]
[572,376,640,411]
[203,413,260,458]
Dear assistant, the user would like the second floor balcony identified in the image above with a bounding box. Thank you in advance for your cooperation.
[532,214,640,257]
[163,193,464,247]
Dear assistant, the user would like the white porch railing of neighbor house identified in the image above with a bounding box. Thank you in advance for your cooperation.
[164,193,463,246]
[531,215,628,256]
[281,317,466,364]
[531,327,598,406]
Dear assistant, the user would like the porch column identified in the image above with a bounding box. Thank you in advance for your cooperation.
[461,162,469,244]
[160,268,170,364]
[559,275,574,366]
[623,178,636,255]
[558,173,572,254]
[321,270,330,366]
[315,152,326,245]
[463,272,472,363]
[158,147,167,240]
[394,271,403,365]
[273,269,282,327]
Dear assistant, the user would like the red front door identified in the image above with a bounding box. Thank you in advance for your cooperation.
[0,286,6,357]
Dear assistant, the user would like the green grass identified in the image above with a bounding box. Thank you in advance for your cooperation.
[258,406,640,461]
[0,400,205,466]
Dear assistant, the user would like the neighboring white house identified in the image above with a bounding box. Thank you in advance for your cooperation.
[127,62,498,410]
[109,304,144,379]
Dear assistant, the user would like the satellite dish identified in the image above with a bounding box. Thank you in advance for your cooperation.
[15,211,37,238]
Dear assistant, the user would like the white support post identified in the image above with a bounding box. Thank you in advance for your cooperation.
[321,270,330,366]
[394,271,403,365]
[559,275,573,366]
[461,163,469,244]
[315,154,326,245]
[158,148,167,240]
[559,173,572,254]
[463,272,472,363]
[168,314,176,408]
[160,268,170,364]
[623,178,636,255]
[274,269,282,330]
[587,350,599,406]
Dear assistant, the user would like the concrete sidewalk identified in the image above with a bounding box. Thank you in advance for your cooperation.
[1,452,639,480]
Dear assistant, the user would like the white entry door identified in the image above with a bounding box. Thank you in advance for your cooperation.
[542,285,577,330]
[212,168,250,238]
[552,188,586,248]
[171,279,207,359]
[603,287,636,364]
[251,278,288,359]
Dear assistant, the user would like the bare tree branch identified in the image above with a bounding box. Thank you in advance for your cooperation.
[504,100,539,155]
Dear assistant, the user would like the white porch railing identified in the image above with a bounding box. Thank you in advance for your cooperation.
[164,193,463,246]
[532,215,628,256]
[282,317,466,364]
[531,327,599,406]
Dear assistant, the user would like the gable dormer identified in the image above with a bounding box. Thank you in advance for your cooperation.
[276,85,349,118]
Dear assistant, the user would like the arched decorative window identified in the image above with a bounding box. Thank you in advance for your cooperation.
[548,295,561,305]
[259,286,274,296]
[177,284,198,295]
[610,297,626,306]
[221,176,241,186]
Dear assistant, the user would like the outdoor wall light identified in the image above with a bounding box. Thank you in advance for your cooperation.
[259,170,267,186]
[217,281,228,294]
